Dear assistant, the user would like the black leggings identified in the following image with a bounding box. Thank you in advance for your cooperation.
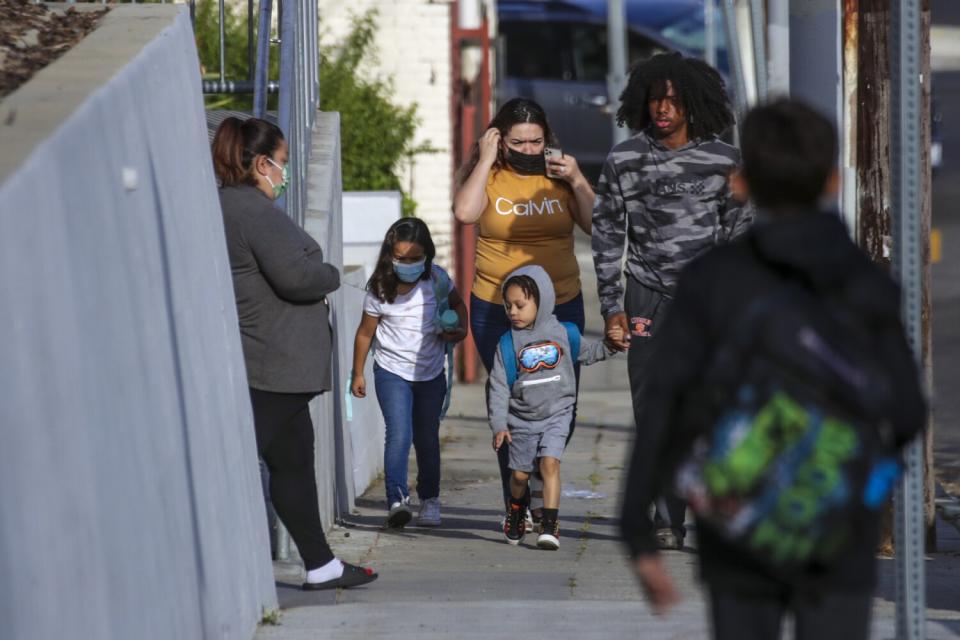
[250,388,334,570]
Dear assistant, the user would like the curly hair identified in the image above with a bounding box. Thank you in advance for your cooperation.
[616,52,734,140]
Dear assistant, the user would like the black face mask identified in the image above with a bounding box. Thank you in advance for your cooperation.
[505,148,546,175]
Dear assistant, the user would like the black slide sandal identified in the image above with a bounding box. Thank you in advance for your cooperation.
[302,562,378,591]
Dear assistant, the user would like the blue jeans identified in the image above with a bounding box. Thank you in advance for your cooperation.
[373,363,447,506]
[470,292,585,505]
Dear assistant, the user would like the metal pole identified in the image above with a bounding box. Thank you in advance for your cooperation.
[218,0,226,83]
[607,0,629,144]
[890,0,926,637]
[253,0,273,119]
[748,0,768,102]
[721,0,749,122]
[278,0,295,218]
[248,0,255,82]
[767,0,789,96]
[705,0,717,68]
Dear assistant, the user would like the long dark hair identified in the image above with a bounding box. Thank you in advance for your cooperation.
[211,116,285,186]
[456,97,558,186]
[617,53,734,140]
[367,217,437,304]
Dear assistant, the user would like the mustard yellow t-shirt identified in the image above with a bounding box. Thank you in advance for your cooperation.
[473,168,581,305]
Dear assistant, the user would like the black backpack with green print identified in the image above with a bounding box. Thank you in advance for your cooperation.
[674,273,903,577]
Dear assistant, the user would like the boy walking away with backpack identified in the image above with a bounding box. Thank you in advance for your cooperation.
[489,266,618,549]
[619,99,926,640]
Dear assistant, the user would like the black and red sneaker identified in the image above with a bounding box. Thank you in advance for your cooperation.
[503,502,526,545]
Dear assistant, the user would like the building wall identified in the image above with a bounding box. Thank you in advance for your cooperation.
[317,0,455,269]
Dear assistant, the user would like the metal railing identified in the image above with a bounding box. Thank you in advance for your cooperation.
[189,0,321,560]
[185,0,318,224]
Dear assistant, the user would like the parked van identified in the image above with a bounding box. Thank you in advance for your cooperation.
[497,0,724,183]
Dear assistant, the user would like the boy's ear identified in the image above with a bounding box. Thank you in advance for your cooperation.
[729,168,749,203]
[822,166,841,200]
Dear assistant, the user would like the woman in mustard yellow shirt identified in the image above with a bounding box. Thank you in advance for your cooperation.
[453,98,595,513]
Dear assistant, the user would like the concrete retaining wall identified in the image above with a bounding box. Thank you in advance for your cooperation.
[304,113,388,519]
[0,6,277,639]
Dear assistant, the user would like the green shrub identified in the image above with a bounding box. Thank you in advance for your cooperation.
[190,4,426,214]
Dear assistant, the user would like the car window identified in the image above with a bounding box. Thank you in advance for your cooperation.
[570,25,607,83]
[629,32,668,65]
[501,21,570,80]
[569,25,670,82]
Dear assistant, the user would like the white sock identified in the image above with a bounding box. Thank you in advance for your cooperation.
[306,558,344,584]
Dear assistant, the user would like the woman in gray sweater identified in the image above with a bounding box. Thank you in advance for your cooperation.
[212,117,376,591]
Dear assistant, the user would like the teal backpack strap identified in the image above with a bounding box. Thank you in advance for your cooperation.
[562,322,581,361]
[439,345,454,420]
[432,265,455,420]
[498,331,518,388]
[431,265,451,314]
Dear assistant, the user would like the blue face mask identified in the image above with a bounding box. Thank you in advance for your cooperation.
[393,258,426,283]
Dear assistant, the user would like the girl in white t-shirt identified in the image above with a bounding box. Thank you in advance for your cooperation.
[351,218,468,528]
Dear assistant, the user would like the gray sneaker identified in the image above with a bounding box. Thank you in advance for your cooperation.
[655,527,684,550]
[417,497,442,527]
[387,497,412,528]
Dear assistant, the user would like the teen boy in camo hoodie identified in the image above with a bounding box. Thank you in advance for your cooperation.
[592,52,752,550]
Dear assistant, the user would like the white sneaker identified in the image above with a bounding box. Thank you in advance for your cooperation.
[417,497,442,527]
[387,496,412,528]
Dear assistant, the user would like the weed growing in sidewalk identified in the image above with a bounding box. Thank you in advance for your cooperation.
[259,608,281,626]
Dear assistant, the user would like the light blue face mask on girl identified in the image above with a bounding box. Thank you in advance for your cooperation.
[265,158,289,198]
[393,259,426,283]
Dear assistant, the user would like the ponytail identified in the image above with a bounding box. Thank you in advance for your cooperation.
[211,116,285,187]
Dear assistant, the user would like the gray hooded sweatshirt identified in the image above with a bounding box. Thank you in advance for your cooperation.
[487,265,612,434]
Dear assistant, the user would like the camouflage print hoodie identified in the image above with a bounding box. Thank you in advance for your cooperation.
[591,130,753,318]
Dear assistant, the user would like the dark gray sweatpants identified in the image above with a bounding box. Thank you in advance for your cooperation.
[624,276,687,536]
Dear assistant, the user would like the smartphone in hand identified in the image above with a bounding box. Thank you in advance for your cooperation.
[544,146,563,179]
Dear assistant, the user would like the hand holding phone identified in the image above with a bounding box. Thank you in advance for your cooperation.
[544,146,563,179]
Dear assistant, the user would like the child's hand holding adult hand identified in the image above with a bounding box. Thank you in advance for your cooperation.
[604,312,631,352]
[351,374,366,398]
[633,554,680,616]
[492,430,512,452]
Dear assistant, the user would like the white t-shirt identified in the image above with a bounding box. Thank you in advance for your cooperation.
[363,278,452,382]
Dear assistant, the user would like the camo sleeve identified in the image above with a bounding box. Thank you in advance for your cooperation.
[718,149,753,240]
[592,154,630,319]
[720,193,754,241]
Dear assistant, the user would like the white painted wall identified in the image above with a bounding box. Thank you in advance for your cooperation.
[317,0,455,270]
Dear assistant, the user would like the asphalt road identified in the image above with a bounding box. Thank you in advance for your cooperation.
[932,2,960,495]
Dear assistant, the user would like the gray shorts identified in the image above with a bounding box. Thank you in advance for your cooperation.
[507,408,573,472]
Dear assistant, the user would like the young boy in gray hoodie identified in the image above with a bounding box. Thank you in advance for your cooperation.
[488,265,617,549]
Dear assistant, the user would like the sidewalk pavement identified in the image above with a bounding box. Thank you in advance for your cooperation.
[257,236,960,639]
[256,370,960,639]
